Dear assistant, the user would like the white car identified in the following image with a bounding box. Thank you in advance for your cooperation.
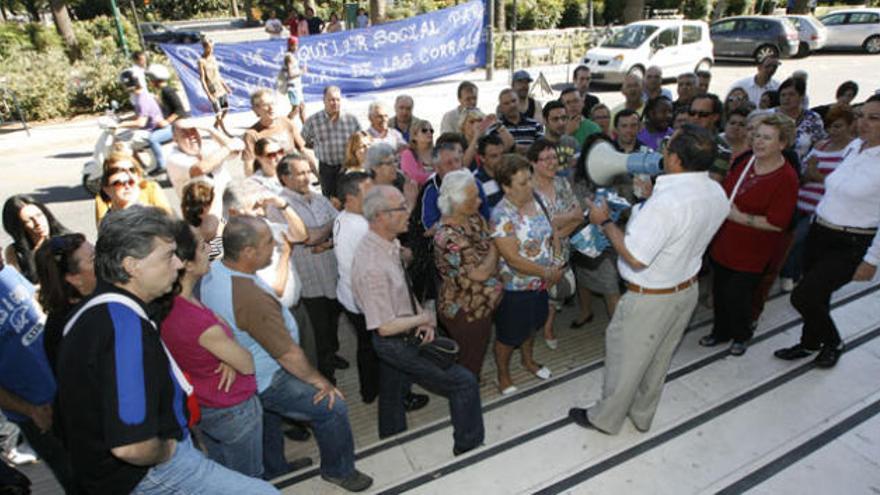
[582,19,714,84]
[781,15,828,57]
[819,8,880,54]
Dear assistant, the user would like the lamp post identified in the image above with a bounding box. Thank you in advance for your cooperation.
[510,0,516,85]
[110,0,130,57]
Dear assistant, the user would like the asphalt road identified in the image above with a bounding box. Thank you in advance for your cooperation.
[1,52,878,248]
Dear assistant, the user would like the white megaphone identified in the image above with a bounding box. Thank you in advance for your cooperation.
[585,140,664,186]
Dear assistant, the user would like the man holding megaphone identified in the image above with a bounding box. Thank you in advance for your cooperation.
[568,125,729,435]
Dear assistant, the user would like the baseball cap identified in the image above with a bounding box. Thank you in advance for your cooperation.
[512,70,532,82]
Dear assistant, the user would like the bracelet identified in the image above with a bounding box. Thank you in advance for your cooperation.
[600,218,613,228]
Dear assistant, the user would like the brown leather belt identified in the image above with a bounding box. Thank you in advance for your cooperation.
[626,276,698,295]
[815,216,877,236]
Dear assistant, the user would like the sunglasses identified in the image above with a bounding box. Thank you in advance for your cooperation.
[111,177,136,188]
[689,110,714,118]
[420,127,434,134]
[263,150,284,158]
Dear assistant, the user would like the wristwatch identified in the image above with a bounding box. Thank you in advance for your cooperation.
[600,218,613,228]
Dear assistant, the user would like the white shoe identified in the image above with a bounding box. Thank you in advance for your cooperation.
[545,338,558,350]
[534,366,552,380]
[7,444,38,465]
[780,277,795,292]
[500,385,518,395]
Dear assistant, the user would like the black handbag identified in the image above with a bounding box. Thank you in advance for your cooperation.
[401,258,460,369]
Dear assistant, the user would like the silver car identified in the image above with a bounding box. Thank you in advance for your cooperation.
[782,15,828,57]
[819,8,880,54]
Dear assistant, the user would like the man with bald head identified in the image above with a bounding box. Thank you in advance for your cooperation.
[302,85,362,198]
[351,185,484,455]
[611,74,645,123]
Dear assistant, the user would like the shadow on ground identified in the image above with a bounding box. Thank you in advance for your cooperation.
[29,184,92,204]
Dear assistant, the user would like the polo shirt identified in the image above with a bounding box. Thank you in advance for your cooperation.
[618,172,728,288]
[132,91,163,131]
[0,266,55,423]
[57,282,188,494]
[500,113,544,149]
[334,210,370,314]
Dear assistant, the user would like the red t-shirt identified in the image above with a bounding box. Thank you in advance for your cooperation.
[160,296,256,409]
[710,157,799,273]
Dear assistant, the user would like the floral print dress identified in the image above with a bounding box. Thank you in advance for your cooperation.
[490,197,554,292]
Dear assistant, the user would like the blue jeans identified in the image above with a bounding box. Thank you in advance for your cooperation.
[371,333,484,453]
[198,395,263,478]
[148,125,173,170]
[258,369,355,479]
[132,436,277,494]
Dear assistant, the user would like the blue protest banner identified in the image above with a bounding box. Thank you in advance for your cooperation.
[161,0,487,117]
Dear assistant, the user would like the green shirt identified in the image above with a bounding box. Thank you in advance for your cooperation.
[573,118,602,147]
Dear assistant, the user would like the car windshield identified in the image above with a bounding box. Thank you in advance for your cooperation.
[601,25,659,49]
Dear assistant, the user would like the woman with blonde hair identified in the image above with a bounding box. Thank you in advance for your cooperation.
[94,151,172,224]
[343,131,372,175]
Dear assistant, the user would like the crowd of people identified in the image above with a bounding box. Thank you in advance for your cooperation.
[1,51,879,494]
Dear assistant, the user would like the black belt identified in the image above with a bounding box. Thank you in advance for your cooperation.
[816,216,877,236]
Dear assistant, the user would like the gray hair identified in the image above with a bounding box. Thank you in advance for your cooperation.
[364,142,396,172]
[95,206,176,284]
[368,101,387,117]
[362,185,398,221]
[395,94,413,106]
[222,215,269,261]
[222,180,266,219]
[437,169,476,217]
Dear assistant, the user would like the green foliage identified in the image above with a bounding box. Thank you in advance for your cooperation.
[144,0,229,20]
[722,0,750,16]
[387,0,444,20]
[559,0,587,28]
[682,0,710,19]
[505,0,565,30]
[0,23,32,59]
[70,0,113,19]
[73,15,142,55]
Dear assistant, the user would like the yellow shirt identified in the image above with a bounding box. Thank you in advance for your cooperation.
[94,179,173,226]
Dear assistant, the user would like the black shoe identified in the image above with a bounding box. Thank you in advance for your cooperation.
[403,392,429,412]
[570,314,594,329]
[321,469,373,492]
[774,344,818,361]
[147,167,166,177]
[283,423,312,442]
[568,407,600,432]
[362,393,378,404]
[333,355,350,370]
[729,341,747,356]
[815,343,845,368]
[698,335,730,347]
[453,443,481,456]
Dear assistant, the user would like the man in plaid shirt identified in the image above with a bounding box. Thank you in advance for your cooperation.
[302,86,362,198]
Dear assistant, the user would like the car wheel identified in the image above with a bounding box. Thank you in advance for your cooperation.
[754,45,779,64]
[864,35,880,54]
[695,58,712,73]
[796,42,810,58]
[626,65,645,80]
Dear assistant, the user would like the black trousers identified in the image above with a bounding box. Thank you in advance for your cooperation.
[711,260,763,344]
[318,162,342,199]
[303,296,342,383]
[18,419,81,494]
[791,222,873,349]
[342,309,381,402]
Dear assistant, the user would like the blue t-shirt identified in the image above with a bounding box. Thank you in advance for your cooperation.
[421,172,492,230]
[0,266,55,422]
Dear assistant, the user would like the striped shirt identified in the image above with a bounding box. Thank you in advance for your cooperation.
[797,143,847,214]
[500,113,543,149]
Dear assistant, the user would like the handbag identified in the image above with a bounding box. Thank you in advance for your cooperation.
[533,192,576,301]
[401,259,460,369]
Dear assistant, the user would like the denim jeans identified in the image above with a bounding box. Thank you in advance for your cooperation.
[148,125,173,170]
[132,436,277,494]
[371,333,485,453]
[198,395,263,478]
[258,369,355,479]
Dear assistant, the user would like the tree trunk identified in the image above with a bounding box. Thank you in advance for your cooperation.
[23,0,41,21]
[495,0,505,31]
[49,0,81,61]
[622,0,644,24]
[789,0,810,14]
[369,0,384,25]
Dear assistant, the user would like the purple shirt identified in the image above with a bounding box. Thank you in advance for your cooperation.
[637,127,673,152]
[132,91,164,130]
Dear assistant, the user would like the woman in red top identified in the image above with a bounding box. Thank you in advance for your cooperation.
[700,113,799,356]
[159,221,262,477]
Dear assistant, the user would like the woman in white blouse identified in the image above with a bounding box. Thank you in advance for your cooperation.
[775,95,880,369]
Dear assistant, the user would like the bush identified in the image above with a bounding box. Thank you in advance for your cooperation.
[74,15,142,54]
[559,0,587,28]
[505,0,566,30]
[683,0,711,19]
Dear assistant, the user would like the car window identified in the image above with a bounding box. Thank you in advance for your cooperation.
[654,27,679,49]
[601,25,659,48]
[785,17,802,29]
[682,25,702,44]
[848,13,880,24]
[742,20,773,32]
[711,20,737,34]
[821,14,846,26]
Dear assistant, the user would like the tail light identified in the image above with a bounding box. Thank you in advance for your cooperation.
[787,32,798,41]
[810,34,818,40]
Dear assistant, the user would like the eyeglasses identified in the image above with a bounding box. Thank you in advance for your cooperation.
[381,206,408,214]
[111,177,136,188]
[263,150,284,158]
[420,127,434,134]
[689,110,714,118]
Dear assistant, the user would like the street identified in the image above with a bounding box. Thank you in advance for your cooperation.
[1,52,877,247]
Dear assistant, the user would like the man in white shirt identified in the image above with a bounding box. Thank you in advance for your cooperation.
[366,102,407,151]
[440,81,479,134]
[728,56,781,106]
[568,124,729,435]
[166,119,240,218]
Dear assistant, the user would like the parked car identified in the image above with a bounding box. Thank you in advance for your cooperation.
[710,16,800,63]
[780,15,828,57]
[140,22,202,52]
[581,20,713,85]
[818,8,880,54]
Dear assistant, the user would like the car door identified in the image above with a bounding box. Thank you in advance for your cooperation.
[710,19,738,56]
[648,26,682,73]
[820,12,849,47]
[846,12,880,46]
[681,24,705,68]
[737,19,773,56]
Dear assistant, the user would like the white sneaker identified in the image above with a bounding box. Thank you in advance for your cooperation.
[7,444,38,465]
[780,277,795,292]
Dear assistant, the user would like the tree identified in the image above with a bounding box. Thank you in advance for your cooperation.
[369,0,384,25]
[788,0,810,14]
[622,0,644,23]
[49,0,82,61]
[495,0,505,31]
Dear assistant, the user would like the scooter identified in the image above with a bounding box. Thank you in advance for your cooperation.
[81,101,158,196]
